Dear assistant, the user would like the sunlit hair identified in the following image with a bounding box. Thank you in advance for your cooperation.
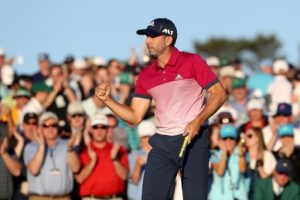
[247,127,266,158]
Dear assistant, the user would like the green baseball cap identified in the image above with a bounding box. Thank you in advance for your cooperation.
[32,82,52,93]
[232,78,246,89]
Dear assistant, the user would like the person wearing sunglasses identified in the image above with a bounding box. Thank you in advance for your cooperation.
[244,127,276,200]
[209,125,248,200]
[75,114,129,200]
[24,112,80,200]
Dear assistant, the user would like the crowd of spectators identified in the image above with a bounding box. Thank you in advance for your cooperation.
[0,47,300,200]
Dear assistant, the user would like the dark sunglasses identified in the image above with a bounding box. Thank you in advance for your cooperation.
[71,113,84,118]
[25,121,38,126]
[223,137,236,140]
[42,124,58,128]
[92,125,108,130]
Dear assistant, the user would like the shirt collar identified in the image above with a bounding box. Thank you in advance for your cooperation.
[154,47,181,69]
[272,178,284,196]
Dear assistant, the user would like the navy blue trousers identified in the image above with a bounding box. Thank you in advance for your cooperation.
[142,126,209,200]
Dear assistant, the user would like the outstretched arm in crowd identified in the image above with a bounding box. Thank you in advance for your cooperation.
[0,137,21,176]
[26,131,45,176]
[95,82,151,127]
[266,118,277,151]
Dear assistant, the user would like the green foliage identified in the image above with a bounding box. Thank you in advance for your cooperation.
[194,34,282,61]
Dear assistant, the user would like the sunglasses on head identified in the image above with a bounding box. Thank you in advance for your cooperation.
[42,123,58,128]
[92,125,108,130]
[71,113,84,118]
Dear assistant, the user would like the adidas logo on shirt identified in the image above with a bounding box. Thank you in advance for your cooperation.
[175,74,183,80]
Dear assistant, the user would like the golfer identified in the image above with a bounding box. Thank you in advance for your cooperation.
[95,18,227,200]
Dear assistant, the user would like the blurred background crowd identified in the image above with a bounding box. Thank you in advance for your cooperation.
[0,46,300,200]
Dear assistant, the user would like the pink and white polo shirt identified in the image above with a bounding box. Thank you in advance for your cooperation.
[134,47,218,136]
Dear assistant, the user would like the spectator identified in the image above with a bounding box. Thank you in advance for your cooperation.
[244,127,276,199]
[228,77,249,126]
[20,82,53,124]
[76,114,129,200]
[219,66,235,93]
[239,98,268,134]
[24,112,80,200]
[127,120,155,200]
[272,124,300,185]
[254,158,300,200]
[263,103,300,151]
[46,64,77,125]
[11,88,31,126]
[107,114,128,150]
[0,122,22,200]
[13,113,39,200]
[267,59,292,110]
[209,125,248,200]
[247,58,274,96]
[32,53,51,83]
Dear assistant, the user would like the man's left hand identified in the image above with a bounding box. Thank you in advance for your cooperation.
[183,119,202,144]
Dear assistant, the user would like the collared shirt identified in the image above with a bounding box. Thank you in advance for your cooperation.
[127,149,147,200]
[134,47,218,136]
[24,139,73,195]
[79,142,129,197]
[267,75,292,107]
[272,178,284,196]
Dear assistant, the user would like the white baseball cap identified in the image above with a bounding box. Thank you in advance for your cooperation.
[273,59,289,74]
[206,56,220,66]
[73,59,88,69]
[247,99,263,110]
[91,114,108,126]
[1,65,14,86]
[219,66,235,77]
[138,120,156,137]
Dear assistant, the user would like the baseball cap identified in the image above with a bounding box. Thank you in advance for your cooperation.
[278,124,294,137]
[39,112,58,125]
[137,18,177,38]
[219,66,235,77]
[259,58,273,68]
[274,103,292,117]
[32,81,53,93]
[91,114,108,126]
[273,59,289,74]
[1,65,15,86]
[232,78,247,89]
[275,158,293,175]
[138,120,156,137]
[67,101,84,115]
[217,112,234,124]
[73,59,88,69]
[206,56,220,67]
[14,88,31,98]
[220,125,238,139]
[38,53,50,61]
[23,112,38,123]
[247,99,263,111]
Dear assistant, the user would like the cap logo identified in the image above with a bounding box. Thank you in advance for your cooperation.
[149,21,155,27]
[162,28,173,35]
[283,163,288,167]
